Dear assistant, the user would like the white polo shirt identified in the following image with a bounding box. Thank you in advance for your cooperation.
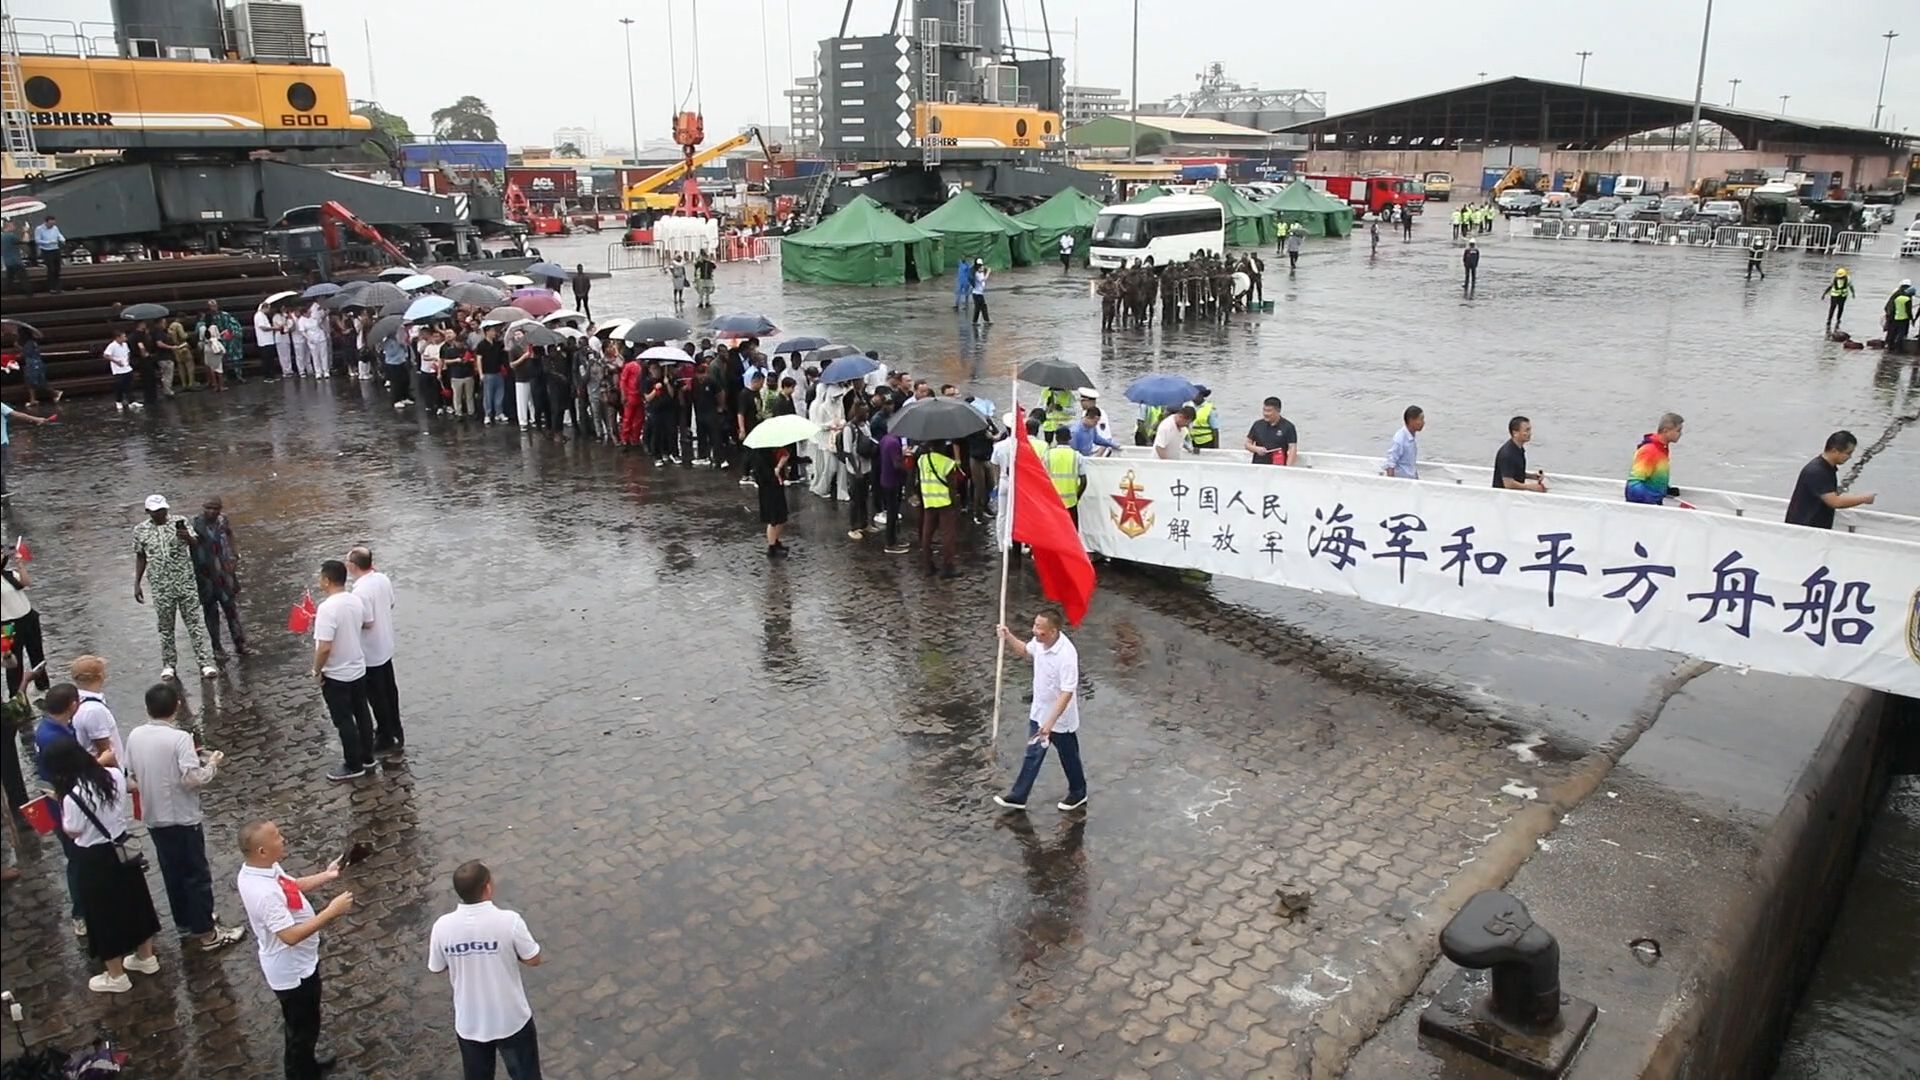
[1027,633,1081,734]
[313,590,367,681]
[72,690,125,769]
[236,862,321,990]
[427,901,541,1042]
[348,570,396,667]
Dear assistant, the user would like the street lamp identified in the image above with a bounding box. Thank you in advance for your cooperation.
[1477,71,1488,82]
[1779,94,1790,116]
[1575,51,1593,85]
[1128,0,1138,164]
[619,17,639,164]
[1727,77,1740,106]
[1873,31,1899,128]
[1681,0,1712,192]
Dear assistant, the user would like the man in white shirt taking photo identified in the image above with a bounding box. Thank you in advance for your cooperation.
[428,860,545,1080]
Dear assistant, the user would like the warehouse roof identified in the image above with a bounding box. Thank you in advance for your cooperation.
[1277,77,1911,151]
[1106,114,1278,137]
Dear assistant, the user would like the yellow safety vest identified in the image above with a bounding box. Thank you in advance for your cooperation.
[1041,388,1074,433]
[1191,402,1216,447]
[918,452,957,509]
[1046,446,1081,507]
[1028,436,1048,459]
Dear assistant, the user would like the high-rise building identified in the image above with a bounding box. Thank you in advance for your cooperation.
[784,75,821,154]
[1063,86,1128,128]
[550,127,605,158]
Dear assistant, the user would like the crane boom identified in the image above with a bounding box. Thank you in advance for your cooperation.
[625,127,780,210]
[318,201,413,264]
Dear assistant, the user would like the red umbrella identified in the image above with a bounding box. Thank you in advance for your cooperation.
[510,291,563,317]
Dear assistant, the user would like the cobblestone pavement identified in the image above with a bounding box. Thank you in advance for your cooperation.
[0,383,1571,1078]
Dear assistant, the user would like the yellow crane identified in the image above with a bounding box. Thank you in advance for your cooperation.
[624,127,781,212]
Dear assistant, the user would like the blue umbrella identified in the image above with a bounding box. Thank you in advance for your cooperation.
[818,354,879,383]
[403,295,455,323]
[524,261,568,281]
[300,282,343,298]
[709,312,778,336]
[1124,374,1200,408]
[774,335,831,354]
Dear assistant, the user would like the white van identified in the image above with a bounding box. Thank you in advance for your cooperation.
[1089,196,1227,270]
[1613,175,1647,198]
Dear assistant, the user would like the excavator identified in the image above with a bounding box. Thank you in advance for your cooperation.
[1490,167,1548,196]
[623,126,783,214]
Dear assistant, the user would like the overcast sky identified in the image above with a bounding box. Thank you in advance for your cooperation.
[22,0,1920,145]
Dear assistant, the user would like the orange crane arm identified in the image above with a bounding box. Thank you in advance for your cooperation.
[318,201,412,264]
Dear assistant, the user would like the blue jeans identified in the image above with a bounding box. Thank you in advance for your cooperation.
[149,822,216,934]
[56,823,85,919]
[1005,720,1085,805]
[483,373,509,419]
[459,1017,542,1080]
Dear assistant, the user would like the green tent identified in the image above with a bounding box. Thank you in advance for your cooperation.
[1262,181,1355,238]
[914,190,1037,269]
[780,195,944,286]
[1014,187,1104,265]
[1126,184,1173,204]
[1204,180,1279,246]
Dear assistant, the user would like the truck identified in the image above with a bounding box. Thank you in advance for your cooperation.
[1303,173,1426,216]
[1421,172,1453,202]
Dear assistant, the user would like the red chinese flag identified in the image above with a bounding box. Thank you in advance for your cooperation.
[286,591,317,634]
[1010,435,1096,626]
[11,536,28,562]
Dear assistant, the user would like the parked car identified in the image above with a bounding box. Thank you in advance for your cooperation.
[1901,218,1920,257]
[1623,195,1665,222]
[1497,192,1545,216]
[1696,200,1744,226]
[1540,192,1579,216]
[1658,196,1698,222]
[1863,204,1896,229]
[1571,197,1623,219]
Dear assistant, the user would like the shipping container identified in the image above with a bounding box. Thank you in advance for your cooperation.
[506,167,578,199]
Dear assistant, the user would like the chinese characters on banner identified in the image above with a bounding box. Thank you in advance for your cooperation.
[1081,458,1920,698]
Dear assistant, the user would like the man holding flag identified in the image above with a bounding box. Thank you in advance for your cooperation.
[990,411,1097,812]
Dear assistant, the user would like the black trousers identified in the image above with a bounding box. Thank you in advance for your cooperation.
[320,675,375,769]
[971,294,990,323]
[574,292,592,319]
[547,381,573,429]
[1463,267,1477,291]
[459,1017,542,1080]
[848,472,871,532]
[1827,297,1846,324]
[1,723,26,812]
[386,365,412,402]
[4,608,48,697]
[203,595,246,652]
[920,506,959,571]
[41,249,62,291]
[881,485,903,547]
[275,971,325,1080]
[364,659,404,748]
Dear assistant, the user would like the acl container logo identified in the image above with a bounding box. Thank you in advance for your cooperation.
[1108,470,1154,539]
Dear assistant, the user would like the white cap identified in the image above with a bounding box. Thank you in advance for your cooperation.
[1903,279,1914,288]
[1076,387,1099,399]
[1000,412,1016,428]
[143,494,169,511]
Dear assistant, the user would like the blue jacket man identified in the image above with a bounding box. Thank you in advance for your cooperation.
[953,258,973,310]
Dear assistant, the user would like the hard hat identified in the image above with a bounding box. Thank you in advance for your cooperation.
[1835,268,1848,276]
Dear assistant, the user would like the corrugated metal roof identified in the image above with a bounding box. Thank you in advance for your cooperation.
[1109,114,1279,137]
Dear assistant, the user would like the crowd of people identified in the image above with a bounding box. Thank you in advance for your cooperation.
[1096,252,1269,330]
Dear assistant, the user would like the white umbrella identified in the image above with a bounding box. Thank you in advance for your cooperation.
[540,310,588,327]
[480,305,534,326]
[397,273,438,292]
[495,273,533,287]
[261,290,299,306]
[595,318,634,340]
[640,345,691,363]
[743,414,821,449]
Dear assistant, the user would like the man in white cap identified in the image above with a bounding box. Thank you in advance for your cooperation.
[1075,388,1115,446]
[131,495,218,680]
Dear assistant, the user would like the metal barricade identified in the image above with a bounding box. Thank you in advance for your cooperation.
[606,242,665,272]
[1521,218,1565,240]
[1773,222,1833,250]
[1834,231,1885,255]
[1614,220,1661,243]
[1656,223,1717,247]
[1714,225,1773,250]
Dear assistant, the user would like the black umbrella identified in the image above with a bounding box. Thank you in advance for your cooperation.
[444,282,508,308]
[886,398,990,443]
[624,316,691,343]
[709,312,778,336]
[1019,356,1093,391]
[808,344,863,363]
[357,281,410,309]
[324,283,371,310]
[509,323,563,347]
[379,297,413,319]
[368,314,405,345]
[119,302,170,320]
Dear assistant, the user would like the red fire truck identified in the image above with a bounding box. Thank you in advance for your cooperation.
[1304,173,1426,216]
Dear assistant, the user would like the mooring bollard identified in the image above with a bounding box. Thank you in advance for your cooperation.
[1417,890,1597,1078]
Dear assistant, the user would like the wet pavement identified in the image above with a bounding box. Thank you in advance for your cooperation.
[0,223,1907,1078]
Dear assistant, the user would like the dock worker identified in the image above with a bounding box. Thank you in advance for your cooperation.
[33,215,64,292]
[1783,430,1877,529]
[1450,205,1463,240]
[1039,385,1075,437]
[1045,427,1088,527]
[953,256,973,311]
[1886,280,1914,354]
[1189,386,1219,450]
[916,440,962,578]
[1745,236,1767,281]
[1822,268,1854,333]
[1058,232,1075,272]
[1462,241,1480,295]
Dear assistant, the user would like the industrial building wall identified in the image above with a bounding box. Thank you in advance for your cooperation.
[1303,146,1910,193]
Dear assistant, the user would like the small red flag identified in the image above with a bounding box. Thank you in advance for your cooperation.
[12,536,29,562]
[1010,435,1096,625]
[286,591,317,634]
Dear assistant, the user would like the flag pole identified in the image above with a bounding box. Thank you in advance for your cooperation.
[989,364,1017,753]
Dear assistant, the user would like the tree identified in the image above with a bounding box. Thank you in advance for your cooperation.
[556,141,583,158]
[431,96,498,142]
[352,102,413,142]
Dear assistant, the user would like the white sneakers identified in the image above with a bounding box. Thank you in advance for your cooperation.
[90,953,159,993]
[200,665,218,679]
[159,666,176,680]
[123,953,159,975]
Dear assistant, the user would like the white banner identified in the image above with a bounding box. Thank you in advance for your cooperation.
[1080,458,1920,698]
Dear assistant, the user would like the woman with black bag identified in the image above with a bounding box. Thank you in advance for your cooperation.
[46,739,161,993]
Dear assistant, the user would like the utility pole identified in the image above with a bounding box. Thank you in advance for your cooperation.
[1681,0,1712,193]
[1873,31,1899,128]
[1575,51,1593,85]
[1726,77,1740,105]
[620,17,639,163]
[1778,94,1790,116]
[1128,0,1139,164]
[1477,71,1488,82]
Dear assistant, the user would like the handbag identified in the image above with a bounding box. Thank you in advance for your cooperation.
[71,784,148,872]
